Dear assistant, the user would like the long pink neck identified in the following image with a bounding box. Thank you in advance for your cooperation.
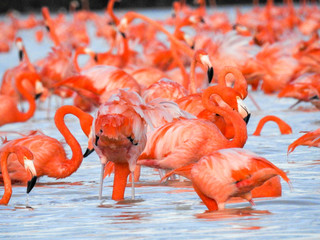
[217,66,248,99]
[15,72,38,122]
[107,0,119,25]
[0,146,28,205]
[120,35,130,66]
[53,105,92,177]
[125,12,194,58]
[202,87,247,148]
[189,55,198,93]
[170,43,189,89]
[253,115,292,136]
[0,151,13,205]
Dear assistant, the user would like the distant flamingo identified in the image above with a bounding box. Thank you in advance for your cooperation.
[288,128,320,154]
[54,65,141,111]
[0,37,39,101]
[93,89,190,201]
[0,105,93,183]
[162,148,290,211]
[117,11,194,58]
[0,72,42,127]
[138,86,248,170]
[0,145,37,205]
[253,115,292,136]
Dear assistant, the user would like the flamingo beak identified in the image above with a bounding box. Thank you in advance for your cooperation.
[200,55,214,84]
[24,157,37,193]
[118,18,128,38]
[94,54,98,62]
[207,67,214,84]
[35,81,45,100]
[35,93,42,100]
[236,96,251,124]
[95,135,100,146]
[19,50,23,61]
[27,176,37,194]
[243,113,251,124]
[83,148,95,158]
[120,32,126,38]
[15,39,23,61]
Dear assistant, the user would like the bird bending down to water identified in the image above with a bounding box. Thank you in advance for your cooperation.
[0,145,37,205]
[0,105,93,183]
[252,115,292,136]
[93,89,192,201]
[162,148,291,211]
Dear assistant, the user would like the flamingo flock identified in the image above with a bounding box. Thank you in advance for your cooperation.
[0,0,319,212]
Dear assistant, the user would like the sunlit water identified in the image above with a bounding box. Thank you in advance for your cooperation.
[1,6,320,240]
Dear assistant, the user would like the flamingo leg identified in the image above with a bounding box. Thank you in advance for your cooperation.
[131,172,135,200]
[99,163,105,200]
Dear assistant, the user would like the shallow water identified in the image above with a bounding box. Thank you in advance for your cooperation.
[1,6,320,240]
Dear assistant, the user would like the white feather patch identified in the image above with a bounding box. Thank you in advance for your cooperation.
[24,157,37,176]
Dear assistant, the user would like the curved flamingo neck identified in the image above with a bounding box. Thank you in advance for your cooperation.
[54,105,92,177]
[0,146,28,205]
[107,0,119,25]
[170,43,189,89]
[15,72,38,122]
[0,151,13,205]
[189,50,211,94]
[120,35,130,66]
[197,0,206,15]
[42,7,61,47]
[217,66,248,99]
[253,115,292,136]
[202,87,247,148]
[122,12,194,58]
[189,54,197,93]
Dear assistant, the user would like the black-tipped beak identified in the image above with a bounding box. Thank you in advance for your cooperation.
[27,176,37,194]
[120,32,126,38]
[243,113,251,124]
[310,95,319,100]
[94,54,98,62]
[83,148,95,158]
[45,25,50,32]
[191,44,195,50]
[35,93,42,100]
[95,135,99,146]
[207,67,214,84]
[200,17,205,24]
[19,50,23,61]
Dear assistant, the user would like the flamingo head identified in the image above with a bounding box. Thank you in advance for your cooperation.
[15,147,37,194]
[195,50,214,83]
[15,37,24,61]
[236,96,251,124]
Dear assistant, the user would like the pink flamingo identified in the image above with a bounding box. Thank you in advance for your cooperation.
[0,105,93,183]
[162,148,291,211]
[0,145,37,205]
[0,72,42,127]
